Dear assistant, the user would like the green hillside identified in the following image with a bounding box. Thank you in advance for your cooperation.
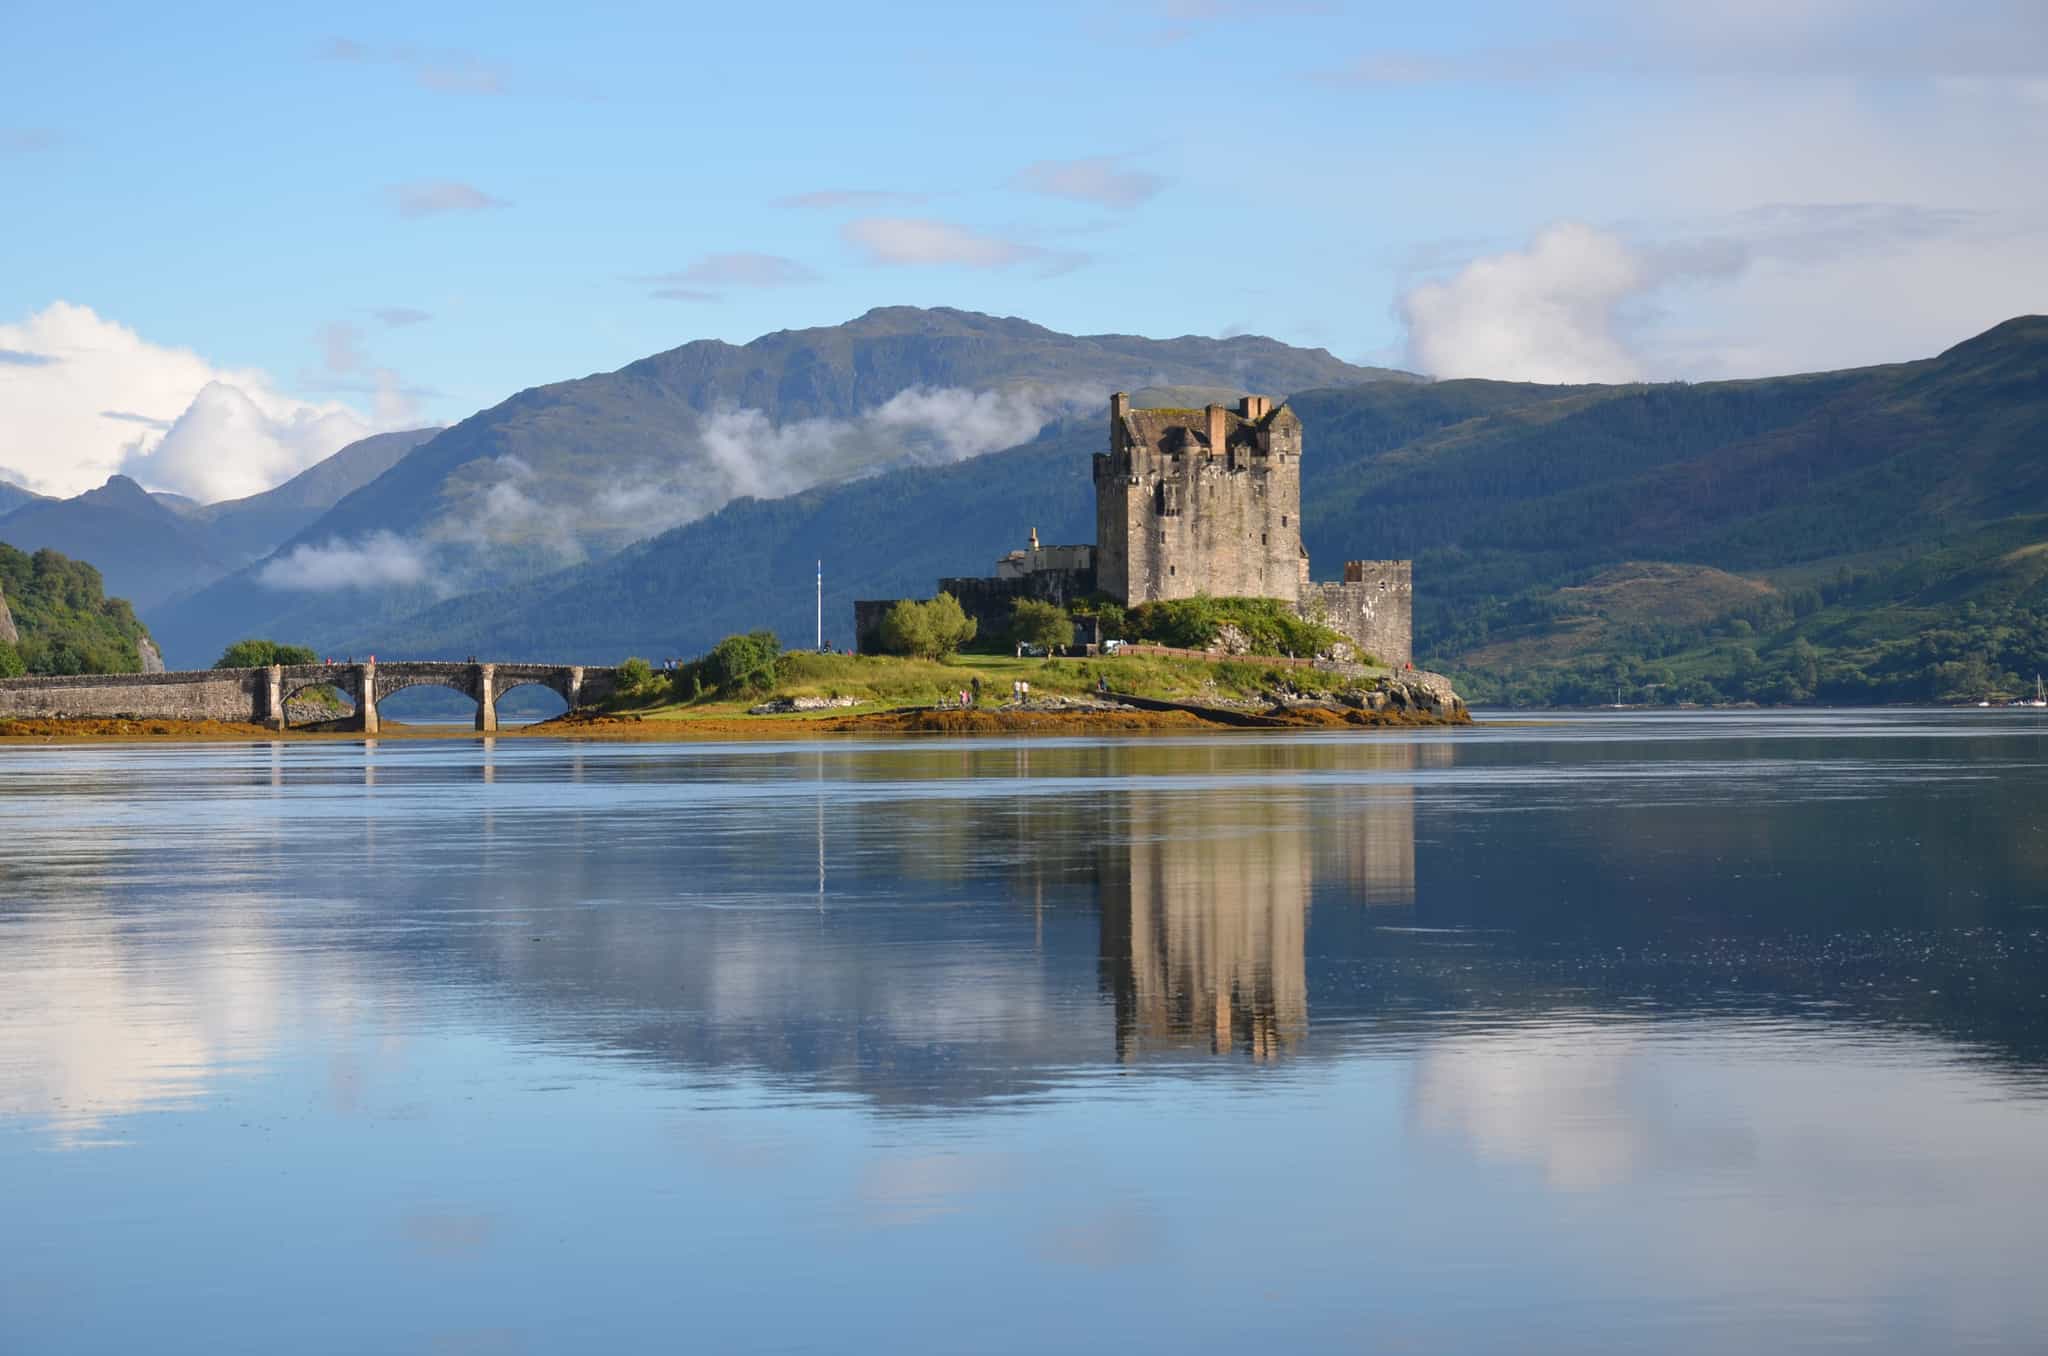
[347,318,2048,706]
[0,542,156,676]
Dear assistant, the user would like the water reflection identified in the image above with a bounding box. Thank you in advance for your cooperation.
[1102,789,1312,1060]
[4,718,2048,1352]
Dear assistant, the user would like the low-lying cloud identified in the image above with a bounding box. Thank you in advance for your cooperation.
[257,531,433,592]
[252,382,1069,594]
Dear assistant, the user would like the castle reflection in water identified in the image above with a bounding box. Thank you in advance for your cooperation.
[1097,740,1434,1062]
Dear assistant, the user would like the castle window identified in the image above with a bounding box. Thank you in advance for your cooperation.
[1261,533,1268,545]
[1281,515,1288,526]
[1169,566,1176,577]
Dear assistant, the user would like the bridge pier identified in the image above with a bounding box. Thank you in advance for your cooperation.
[266,664,284,731]
[357,661,379,734]
[475,663,497,733]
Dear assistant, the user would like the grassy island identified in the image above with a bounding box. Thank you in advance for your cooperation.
[551,647,1467,738]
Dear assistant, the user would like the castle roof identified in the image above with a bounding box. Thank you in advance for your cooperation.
[1119,400,1295,453]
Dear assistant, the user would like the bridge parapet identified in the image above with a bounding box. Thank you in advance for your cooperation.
[0,660,622,731]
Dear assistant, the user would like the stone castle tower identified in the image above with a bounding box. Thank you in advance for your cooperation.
[856,391,1414,667]
[1093,393,1308,605]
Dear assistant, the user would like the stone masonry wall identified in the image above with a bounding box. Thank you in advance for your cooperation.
[1301,561,1413,668]
[938,567,1096,648]
[0,668,264,722]
[1094,399,1306,607]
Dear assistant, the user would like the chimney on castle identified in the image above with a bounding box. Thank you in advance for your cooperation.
[1205,403,1227,456]
[1238,394,1270,420]
[1029,526,1039,551]
[1110,391,1129,422]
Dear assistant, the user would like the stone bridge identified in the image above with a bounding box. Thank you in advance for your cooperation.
[0,660,620,733]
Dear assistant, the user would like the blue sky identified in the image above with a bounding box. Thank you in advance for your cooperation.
[3,0,2045,499]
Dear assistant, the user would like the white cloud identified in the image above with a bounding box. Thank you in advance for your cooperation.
[257,531,433,591]
[1399,198,2037,382]
[842,217,1082,274]
[1400,222,1655,383]
[0,301,383,501]
[1014,156,1167,210]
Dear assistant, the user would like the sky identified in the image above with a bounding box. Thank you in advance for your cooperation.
[2,0,2045,501]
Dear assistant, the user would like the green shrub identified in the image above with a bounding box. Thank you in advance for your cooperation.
[0,641,22,679]
[703,630,781,694]
[878,594,977,661]
[617,656,656,693]
[1009,599,1072,653]
[1125,595,1350,658]
[215,639,320,669]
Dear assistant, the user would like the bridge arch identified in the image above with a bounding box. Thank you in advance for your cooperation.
[278,674,358,729]
[490,677,570,726]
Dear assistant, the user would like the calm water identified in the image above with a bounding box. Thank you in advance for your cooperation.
[3,712,2047,1354]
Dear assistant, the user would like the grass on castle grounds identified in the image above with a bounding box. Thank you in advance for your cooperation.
[605,649,1393,724]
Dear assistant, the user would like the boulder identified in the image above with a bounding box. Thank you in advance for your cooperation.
[748,695,859,715]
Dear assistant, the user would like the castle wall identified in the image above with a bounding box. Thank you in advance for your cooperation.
[856,563,1096,654]
[852,600,896,654]
[1095,400,1306,607]
[1302,561,1412,668]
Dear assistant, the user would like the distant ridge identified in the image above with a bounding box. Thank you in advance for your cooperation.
[147,308,1411,663]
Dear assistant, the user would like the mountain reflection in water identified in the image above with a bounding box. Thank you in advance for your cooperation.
[2,713,2046,1353]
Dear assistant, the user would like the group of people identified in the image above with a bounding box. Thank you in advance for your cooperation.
[941,676,1037,709]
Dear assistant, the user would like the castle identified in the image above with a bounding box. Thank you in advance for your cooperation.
[855,393,1412,666]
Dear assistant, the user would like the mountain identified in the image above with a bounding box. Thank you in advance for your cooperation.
[0,428,438,617]
[192,427,439,564]
[0,480,45,517]
[146,308,1410,664]
[0,541,157,675]
[345,318,2048,708]
[351,379,1570,659]
[269,306,1410,552]
[0,475,228,610]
